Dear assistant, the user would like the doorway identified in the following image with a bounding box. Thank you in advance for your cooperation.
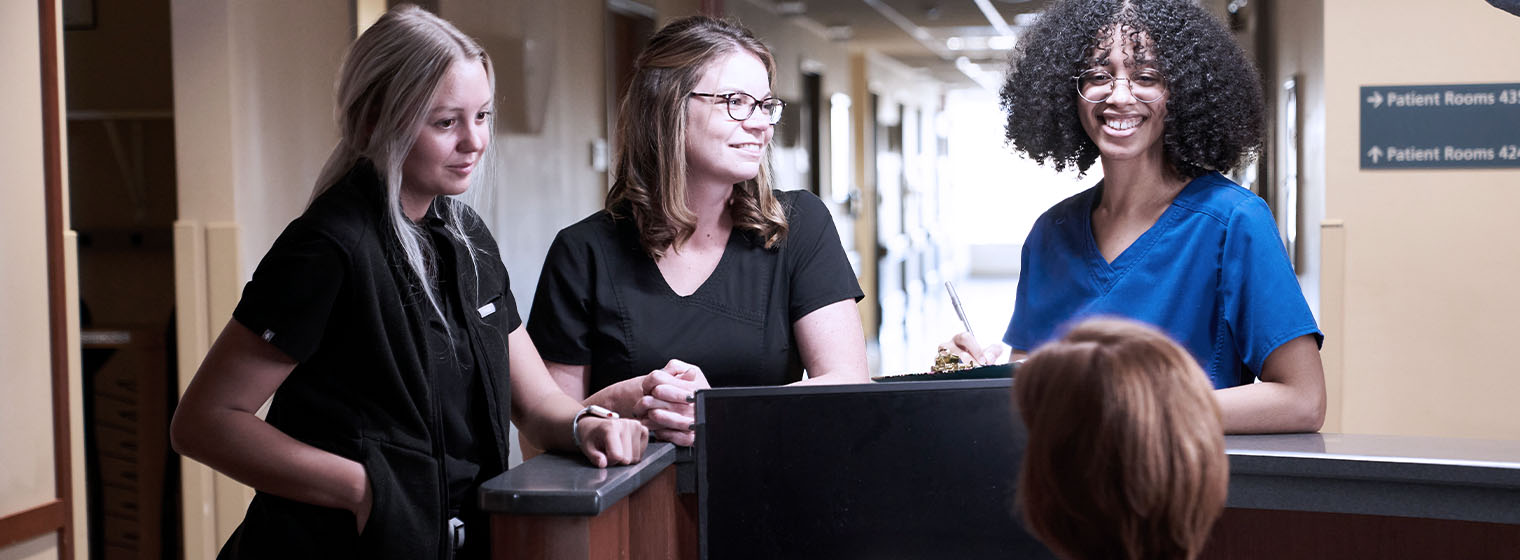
[64,0,181,557]
[606,0,656,187]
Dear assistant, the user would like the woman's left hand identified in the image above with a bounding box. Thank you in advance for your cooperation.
[575,416,649,468]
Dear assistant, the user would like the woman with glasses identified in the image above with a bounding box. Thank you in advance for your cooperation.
[945,0,1325,434]
[170,6,648,558]
[527,16,868,447]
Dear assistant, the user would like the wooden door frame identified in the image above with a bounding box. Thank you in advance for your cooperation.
[0,0,75,555]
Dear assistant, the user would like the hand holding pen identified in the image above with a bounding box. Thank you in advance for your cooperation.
[937,281,1011,367]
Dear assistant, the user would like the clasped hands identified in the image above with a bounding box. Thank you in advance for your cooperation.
[633,359,710,446]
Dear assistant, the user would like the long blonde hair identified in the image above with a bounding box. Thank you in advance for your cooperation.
[311,4,494,316]
[606,16,788,258]
[1013,318,1228,560]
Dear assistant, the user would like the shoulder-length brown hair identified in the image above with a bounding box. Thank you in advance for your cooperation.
[606,16,788,258]
[1013,318,1228,560]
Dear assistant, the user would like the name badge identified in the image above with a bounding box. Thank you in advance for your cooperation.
[477,302,496,318]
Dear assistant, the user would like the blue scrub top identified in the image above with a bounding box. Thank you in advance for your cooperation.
[1003,172,1322,389]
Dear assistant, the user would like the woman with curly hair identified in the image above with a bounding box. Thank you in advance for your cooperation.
[527,16,868,447]
[945,0,1325,433]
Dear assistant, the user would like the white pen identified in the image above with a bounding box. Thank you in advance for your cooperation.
[945,281,978,365]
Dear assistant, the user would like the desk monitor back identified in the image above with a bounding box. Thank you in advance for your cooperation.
[695,378,1055,559]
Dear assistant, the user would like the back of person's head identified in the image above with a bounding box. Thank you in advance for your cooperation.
[606,15,787,257]
[312,4,494,320]
[1013,318,1227,560]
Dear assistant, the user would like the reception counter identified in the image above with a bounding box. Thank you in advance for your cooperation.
[1224,432,1520,524]
[482,442,696,558]
[483,385,1519,559]
[1210,433,1520,557]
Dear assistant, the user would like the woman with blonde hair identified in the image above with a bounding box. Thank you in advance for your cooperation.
[1014,318,1228,560]
[171,6,647,559]
[528,16,868,446]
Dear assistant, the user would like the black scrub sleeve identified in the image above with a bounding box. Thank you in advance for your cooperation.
[527,227,596,365]
[232,216,347,363]
[781,190,864,322]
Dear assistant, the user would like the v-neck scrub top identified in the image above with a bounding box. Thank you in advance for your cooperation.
[1003,172,1322,389]
[528,189,863,393]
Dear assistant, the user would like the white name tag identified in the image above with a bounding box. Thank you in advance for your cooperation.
[477,302,496,318]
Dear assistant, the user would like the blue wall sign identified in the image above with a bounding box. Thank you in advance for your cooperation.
[1360,83,1520,169]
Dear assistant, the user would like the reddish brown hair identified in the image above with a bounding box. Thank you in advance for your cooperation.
[1013,318,1228,560]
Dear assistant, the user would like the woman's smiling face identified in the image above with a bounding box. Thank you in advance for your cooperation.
[1076,27,1169,165]
[400,57,492,218]
[684,50,774,188]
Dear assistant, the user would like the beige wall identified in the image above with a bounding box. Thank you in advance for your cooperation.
[172,0,345,274]
[1323,1,1520,439]
[0,536,58,560]
[0,1,62,559]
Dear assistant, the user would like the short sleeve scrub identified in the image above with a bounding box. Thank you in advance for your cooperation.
[1003,172,1322,389]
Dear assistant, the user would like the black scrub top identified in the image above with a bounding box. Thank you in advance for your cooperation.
[419,207,500,517]
[528,189,862,393]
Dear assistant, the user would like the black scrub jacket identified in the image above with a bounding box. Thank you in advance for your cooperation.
[220,160,520,559]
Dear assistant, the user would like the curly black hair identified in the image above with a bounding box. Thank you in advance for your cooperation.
[1000,0,1264,178]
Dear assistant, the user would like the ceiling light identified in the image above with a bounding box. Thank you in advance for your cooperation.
[774,1,806,16]
[824,25,853,41]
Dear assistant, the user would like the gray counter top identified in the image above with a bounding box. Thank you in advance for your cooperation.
[482,433,1520,523]
[1225,433,1520,524]
[1228,432,1520,467]
[479,442,680,516]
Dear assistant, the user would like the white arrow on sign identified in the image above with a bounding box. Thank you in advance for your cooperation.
[1366,91,1384,108]
[1367,146,1383,163]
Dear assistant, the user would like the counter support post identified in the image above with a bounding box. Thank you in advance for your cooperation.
[490,463,697,559]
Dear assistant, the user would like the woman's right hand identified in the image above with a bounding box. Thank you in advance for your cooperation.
[575,416,650,467]
[353,466,373,534]
[634,359,710,446]
[938,332,1010,367]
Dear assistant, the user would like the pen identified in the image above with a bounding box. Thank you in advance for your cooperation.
[944,281,978,365]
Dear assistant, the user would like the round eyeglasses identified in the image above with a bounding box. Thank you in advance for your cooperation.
[1074,69,1166,103]
[690,91,785,125]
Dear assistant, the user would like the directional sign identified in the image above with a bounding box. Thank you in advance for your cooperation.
[1360,83,1520,169]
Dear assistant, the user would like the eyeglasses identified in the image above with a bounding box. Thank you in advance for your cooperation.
[1074,69,1166,103]
[690,91,785,125]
